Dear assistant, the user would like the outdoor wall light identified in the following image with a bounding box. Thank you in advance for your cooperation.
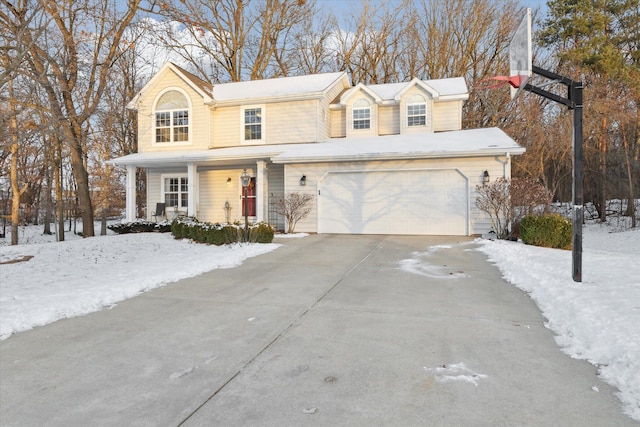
[483,170,490,183]
[300,175,307,186]
[226,177,232,185]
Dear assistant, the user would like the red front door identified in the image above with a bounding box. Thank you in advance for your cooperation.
[242,177,256,216]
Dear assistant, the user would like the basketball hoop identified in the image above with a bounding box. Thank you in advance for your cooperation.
[474,75,525,91]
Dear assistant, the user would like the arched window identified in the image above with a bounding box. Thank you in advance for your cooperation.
[353,99,371,129]
[155,90,189,143]
[407,94,426,127]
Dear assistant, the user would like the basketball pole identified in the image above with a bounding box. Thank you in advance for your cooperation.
[524,66,583,282]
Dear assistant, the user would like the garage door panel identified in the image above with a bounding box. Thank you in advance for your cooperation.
[319,170,468,236]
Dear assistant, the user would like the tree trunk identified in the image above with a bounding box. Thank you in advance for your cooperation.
[622,116,636,227]
[54,136,65,242]
[42,143,53,235]
[65,125,94,237]
[8,79,26,246]
[10,142,21,246]
[599,116,607,222]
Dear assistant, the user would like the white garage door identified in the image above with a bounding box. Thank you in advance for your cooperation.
[318,169,469,235]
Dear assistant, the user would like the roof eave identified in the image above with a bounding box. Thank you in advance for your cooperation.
[272,147,526,164]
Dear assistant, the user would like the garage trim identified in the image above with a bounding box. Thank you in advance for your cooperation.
[317,167,470,235]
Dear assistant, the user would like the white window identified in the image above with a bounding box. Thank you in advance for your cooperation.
[154,90,190,143]
[407,94,426,127]
[242,105,265,143]
[353,99,371,130]
[163,176,188,209]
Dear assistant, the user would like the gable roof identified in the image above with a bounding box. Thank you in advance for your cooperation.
[210,71,349,105]
[335,77,468,107]
[339,82,383,104]
[127,62,213,110]
[171,63,213,95]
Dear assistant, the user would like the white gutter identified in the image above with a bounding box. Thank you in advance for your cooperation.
[271,148,526,164]
[206,92,326,107]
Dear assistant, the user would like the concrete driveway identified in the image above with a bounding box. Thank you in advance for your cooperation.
[0,235,635,426]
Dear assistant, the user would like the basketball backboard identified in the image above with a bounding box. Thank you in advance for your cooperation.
[508,8,532,100]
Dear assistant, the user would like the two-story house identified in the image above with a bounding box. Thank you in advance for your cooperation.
[111,62,525,235]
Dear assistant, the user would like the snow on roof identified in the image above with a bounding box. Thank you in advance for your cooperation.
[271,128,523,163]
[344,77,468,104]
[109,128,524,167]
[367,82,406,100]
[212,71,347,102]
[425,77,468,97]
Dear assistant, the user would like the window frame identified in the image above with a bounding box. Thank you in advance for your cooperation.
[152,88,192,146]
[407,94,427,127]
[241,104,266,144]
[352,99,371,130]
[160,174,189,210]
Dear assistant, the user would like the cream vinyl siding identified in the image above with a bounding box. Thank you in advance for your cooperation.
[378,105,399,135]
[400,88,433,134]
[284,164,319,231]
[266,99,318,144]
[211,106,241,148]
[137,71,210,153]
[267,164,285,231]
[345,92,377,138]
[433,101,463,131]
[282,156,508,235]
[146,168,190,220]
[330,109,346,138]
[197,168,246,223]
[212,99,319,147]
[319,81,347,140]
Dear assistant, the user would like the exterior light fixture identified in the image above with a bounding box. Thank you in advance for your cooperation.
[300,175,307,186]
[226,177,232,185]
[241,169,251,241]
[483,170,490,183]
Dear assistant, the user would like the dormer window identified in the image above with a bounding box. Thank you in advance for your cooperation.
[154,90,190,143]
[353,99,371,129]
[407,94,426,127]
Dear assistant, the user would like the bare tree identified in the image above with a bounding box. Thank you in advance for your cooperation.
[274,192,314,234]
[3,0,141,237]
[150,0,315,82]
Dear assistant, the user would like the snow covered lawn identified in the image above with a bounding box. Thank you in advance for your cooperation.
[477,225,640,421]
[0,222,638,421]
[0,231,279,341]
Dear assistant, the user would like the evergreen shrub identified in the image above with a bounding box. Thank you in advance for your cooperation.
[171,216,274,245]
[108,220,172,234]
[520,214,572,249]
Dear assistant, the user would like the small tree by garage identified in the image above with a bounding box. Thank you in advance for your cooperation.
[475,177,552,239]
[274,192,314,234]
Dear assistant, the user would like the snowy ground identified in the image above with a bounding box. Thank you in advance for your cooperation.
[478,223,640,421]
[0,221,638,421]
[0,225,280,341]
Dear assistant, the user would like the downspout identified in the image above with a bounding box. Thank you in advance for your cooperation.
[505,152,511,178]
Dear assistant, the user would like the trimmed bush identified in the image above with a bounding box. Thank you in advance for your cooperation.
[520,214,572,249]
[249,222,275,243]
[108,220,172,234]
[170,216,274,245]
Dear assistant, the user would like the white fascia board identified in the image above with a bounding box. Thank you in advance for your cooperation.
[207,92,325,108]
[322,72,350,97]
[437,93,470,101]
[271,147,526,164]
[329,103,344,110]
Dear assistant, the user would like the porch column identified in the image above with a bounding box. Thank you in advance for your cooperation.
[187,162,197,217]
[256,160,266,222]
[125,165,137,222]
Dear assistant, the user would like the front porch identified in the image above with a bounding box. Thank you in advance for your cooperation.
[124,160,285,231]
